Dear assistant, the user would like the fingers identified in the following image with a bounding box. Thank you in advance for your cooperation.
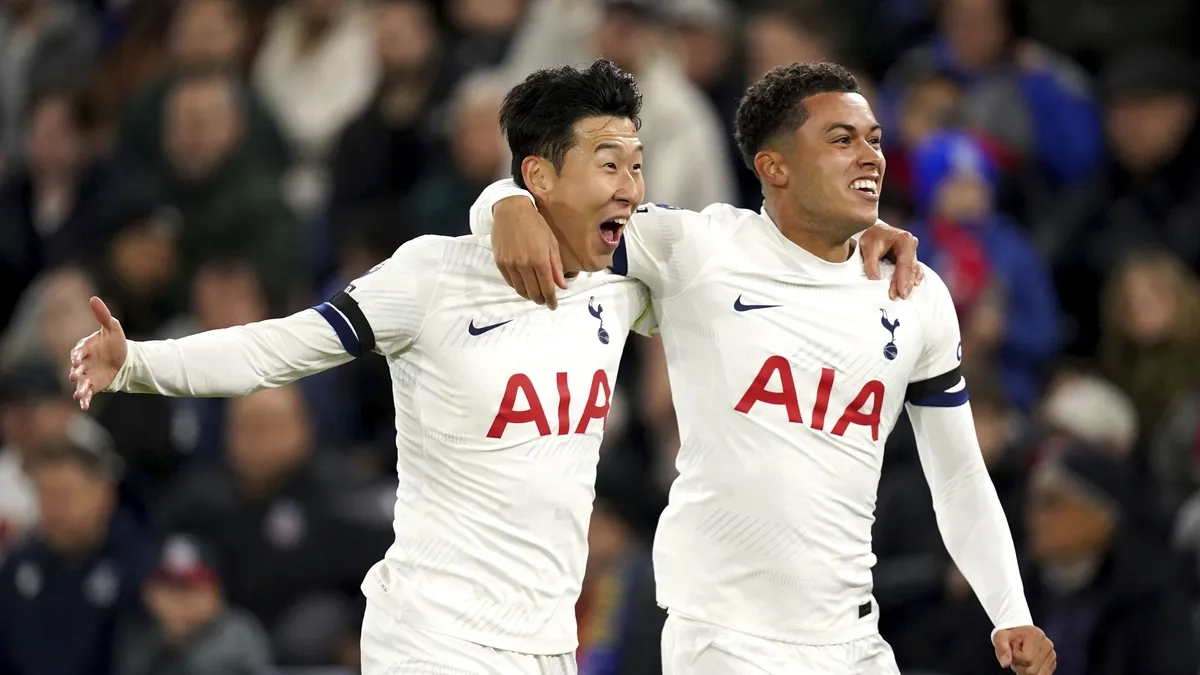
[89,296,113,330]
[550,245,567,291]
[863,246,882,281]
[516,267,546,306]
[1017,638,1055,675]
[73,377,93,411]
[507,266,532,301]
[69,335,88,368]
[995,640,1013,668]
[535,265,559,311]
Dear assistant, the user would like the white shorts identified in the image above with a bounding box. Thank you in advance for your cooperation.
[360,600,578,675]
[661,613,901,675]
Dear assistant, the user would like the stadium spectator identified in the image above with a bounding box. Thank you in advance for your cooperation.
[0,89,114,329]
[253,0,378,214]
[1099,251,1200,435]
[328,0,437,232]
[0,434,157,675]
[157,387,388,665]
[115,532,272,675]
[905,130,1060,410]
[0,359,74,556]
[0,0,97,168]
[1024,444,1198,675]
[437,0,524,95]
[410,70,508,236]
[884,0,1103,189]
[147,70,299,312]
[1039,372,1139,458]
[2,266,98,370]
[1048,49,1200,356]
[116,0,289,177]
[593,0,735,210]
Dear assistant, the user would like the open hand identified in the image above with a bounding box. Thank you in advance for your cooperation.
[68,297,128,411]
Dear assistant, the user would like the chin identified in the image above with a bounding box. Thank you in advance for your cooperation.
[582,254,613,273]
[852,210,880,232]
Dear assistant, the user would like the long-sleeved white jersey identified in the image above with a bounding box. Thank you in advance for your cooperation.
[471,180,1033,645]
[108,233,654,655]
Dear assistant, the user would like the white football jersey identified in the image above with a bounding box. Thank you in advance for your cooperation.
[617,203,965,644]
[317,234,654,654]
[468,182,982,645]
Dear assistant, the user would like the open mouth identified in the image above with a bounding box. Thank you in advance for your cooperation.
[850,178,879,198]
[599,218,626,247]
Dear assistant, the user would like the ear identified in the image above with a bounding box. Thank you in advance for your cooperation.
[754,149,789,188]
[520,156,556,200]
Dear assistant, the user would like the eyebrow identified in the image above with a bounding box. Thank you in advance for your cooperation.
[825,123,883,135]
[595,141,644,153]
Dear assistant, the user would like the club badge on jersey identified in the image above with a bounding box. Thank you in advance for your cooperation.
[589,297,609,344]
[880,309,900,361]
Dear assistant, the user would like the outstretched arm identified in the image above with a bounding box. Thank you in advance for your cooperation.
[72,237,444,407]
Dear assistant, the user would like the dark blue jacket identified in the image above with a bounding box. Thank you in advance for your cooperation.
[0,510,156,675]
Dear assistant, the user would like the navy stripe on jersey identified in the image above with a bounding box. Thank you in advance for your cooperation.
[906,366,969,407]
[609,237,629,276]
[313,291,375,357]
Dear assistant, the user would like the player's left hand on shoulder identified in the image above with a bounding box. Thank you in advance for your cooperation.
[994,625,1056,675]
[858,220,923,301]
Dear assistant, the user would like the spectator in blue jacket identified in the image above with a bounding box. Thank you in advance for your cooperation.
[905,130,1060,411]
[0,434,157,675]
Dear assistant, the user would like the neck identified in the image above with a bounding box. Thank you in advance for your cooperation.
[764,193,853,263]
[533,198,582,278]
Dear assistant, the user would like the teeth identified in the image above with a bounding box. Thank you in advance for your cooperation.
[850,179,877,192]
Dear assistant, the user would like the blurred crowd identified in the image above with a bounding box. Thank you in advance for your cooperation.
[1,0,1199,673]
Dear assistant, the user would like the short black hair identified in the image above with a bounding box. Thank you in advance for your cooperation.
[499,59,643,189]
[734,62,861,171]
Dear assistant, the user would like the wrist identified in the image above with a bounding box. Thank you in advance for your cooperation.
[108,343,137,393]
[492,193,537,218]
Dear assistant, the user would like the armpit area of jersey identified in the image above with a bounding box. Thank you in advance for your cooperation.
[905,366,969,407]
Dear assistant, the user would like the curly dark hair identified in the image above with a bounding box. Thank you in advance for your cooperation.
[499,59,643,189]
[734,62,861,171]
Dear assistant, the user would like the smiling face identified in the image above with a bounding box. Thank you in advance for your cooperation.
[777,92,885,242]
[531,115,644,273]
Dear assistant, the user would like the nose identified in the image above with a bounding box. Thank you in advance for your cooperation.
[857,140,884,171]
[613,169,641,207]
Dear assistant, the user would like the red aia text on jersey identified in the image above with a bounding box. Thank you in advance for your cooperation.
[487,370,612,438]
[735,356,884,440]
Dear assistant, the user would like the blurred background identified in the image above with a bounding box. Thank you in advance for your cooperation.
[1,0,1199,672]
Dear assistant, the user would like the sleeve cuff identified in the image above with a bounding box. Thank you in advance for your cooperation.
[489,185,536,213]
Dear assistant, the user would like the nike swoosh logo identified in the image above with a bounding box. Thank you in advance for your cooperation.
[468,319,512,336]
[733,295,782,312]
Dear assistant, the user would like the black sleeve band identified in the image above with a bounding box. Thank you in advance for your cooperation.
[330,291,376,356]
[905,366,962,403]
